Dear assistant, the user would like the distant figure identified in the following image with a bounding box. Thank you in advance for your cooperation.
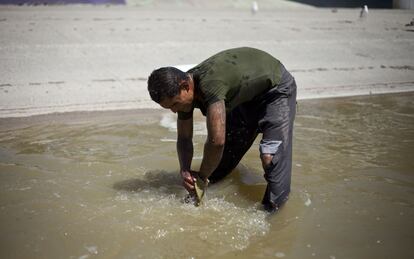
[251,1,259,15]
[147,47,297,213]
[360,5,369,19]
[405,18,414,27]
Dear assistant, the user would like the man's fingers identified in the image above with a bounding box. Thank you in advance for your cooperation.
[184,174,195,183]
[181,170,196,191]
[183,180,195,191]
[182,171,195,183]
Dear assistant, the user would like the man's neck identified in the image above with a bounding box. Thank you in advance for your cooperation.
[188,73,201,103]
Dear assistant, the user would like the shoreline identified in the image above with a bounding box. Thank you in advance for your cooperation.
[0,91,411,131]
[1,84,413,118]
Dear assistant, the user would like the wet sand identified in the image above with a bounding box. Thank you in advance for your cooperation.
[0,3,413,117]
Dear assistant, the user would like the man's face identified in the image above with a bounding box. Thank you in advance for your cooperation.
[159,88,193,113]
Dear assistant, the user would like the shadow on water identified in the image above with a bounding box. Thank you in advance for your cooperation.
[113,170,182,195]
[232,165,268,203]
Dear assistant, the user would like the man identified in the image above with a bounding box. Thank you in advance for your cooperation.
[147,47,296,212]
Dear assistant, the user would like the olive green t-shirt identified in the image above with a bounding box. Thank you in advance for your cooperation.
[178,47,283,119]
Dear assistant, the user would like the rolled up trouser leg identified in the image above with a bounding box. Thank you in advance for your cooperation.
[261,144,291,211]
[259,87,296,212]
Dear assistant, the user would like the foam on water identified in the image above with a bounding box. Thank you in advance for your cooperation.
[112,171,269,256]
[159,113,177,132]
[119,193,268,254]
[159,113,207,135]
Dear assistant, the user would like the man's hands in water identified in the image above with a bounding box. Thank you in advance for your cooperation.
[180,170,196,193]
[181,170,209,206]
[180,170,209,193]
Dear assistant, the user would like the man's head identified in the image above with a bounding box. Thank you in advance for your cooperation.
[147,67,194,113]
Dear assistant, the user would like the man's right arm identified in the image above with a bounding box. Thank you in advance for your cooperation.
[177,116,194,191]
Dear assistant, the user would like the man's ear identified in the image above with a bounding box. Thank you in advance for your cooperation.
[179,80,190,91]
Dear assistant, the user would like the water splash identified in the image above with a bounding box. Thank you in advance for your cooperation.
[112,178,270,256]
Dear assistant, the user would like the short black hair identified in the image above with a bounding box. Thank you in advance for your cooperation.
[147,67,188,103]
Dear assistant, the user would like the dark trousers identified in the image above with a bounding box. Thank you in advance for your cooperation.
[208,69,297,212]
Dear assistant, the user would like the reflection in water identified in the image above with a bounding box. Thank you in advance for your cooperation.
[0,93,413,258]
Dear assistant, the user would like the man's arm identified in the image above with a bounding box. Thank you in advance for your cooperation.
[199,100,226,179]
[177,115,194,191]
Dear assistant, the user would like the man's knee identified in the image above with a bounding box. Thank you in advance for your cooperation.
[259,139,292,212]
[260,153,273,171]
[259,139,282,171]
[208,169,231,183]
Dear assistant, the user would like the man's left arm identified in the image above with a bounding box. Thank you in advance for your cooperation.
[198,100,226,180]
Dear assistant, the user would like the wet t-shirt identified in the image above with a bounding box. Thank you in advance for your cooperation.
[178,47,283,119]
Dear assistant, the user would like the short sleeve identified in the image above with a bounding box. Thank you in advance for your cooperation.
[201,80,227,107]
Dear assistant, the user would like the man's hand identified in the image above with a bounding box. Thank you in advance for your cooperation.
[180,169,196,192]
[181,170,209,206]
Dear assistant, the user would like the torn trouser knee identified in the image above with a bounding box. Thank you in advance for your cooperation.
[259,139,282,155]
[260,141,290,211]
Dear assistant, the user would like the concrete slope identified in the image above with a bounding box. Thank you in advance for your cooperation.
[0,5,413,118]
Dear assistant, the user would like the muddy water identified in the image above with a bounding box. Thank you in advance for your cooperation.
[0,93,413,259]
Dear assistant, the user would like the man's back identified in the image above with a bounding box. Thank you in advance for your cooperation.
[188,47,283,114]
